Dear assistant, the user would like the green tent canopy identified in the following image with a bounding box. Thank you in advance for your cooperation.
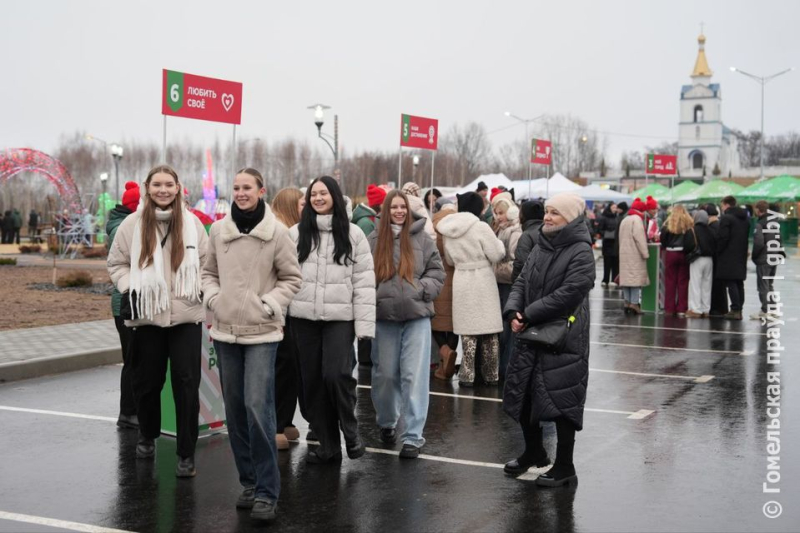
[738,175,800,203]
[665,181,700,204]
[673,180,744,204]
[633,183,671,203]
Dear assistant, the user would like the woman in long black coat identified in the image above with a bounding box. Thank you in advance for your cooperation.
[502,193,596,487]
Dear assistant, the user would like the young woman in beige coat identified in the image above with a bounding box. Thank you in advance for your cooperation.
[491,192,522,380]
[617,198,650,314]
[107,164,208,478]
[201,169,302,521]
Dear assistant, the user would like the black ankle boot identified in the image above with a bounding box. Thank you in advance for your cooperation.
[504,454,550,476]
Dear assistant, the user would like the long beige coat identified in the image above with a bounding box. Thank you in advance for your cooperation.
[618,214,649,287]
[494,218,522,285]
[437,212,505,336]
[201,205,302,345]
[431,209,455,332]
[107,209,208,328]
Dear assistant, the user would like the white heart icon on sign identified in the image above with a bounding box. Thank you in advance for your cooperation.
[221,94,234,112]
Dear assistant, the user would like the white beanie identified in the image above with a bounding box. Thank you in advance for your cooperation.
[545,193,585,223]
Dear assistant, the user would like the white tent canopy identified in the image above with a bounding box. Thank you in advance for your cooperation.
[453,173,515,196]
[510,178,547,199]
[575,184,632,202]
[518,173,582,200]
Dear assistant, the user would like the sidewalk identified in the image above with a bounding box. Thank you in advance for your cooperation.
[0,320,120,383]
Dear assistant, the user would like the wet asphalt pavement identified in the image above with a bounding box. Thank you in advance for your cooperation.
[1,258,799,532]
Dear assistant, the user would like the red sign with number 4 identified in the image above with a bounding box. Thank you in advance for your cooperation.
[531,139,552,165]
[162,69,242,125]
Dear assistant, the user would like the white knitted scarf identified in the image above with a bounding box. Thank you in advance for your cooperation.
[129,207,201,320]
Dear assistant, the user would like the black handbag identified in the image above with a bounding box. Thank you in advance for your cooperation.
[685,228,702,264]
[119,290,139,321]
[517,311,577,353]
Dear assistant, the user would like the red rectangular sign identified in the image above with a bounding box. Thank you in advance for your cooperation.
[530,139,552,165]
[400,114,438,150]
[162,69,242,125]
[646,153,677,175]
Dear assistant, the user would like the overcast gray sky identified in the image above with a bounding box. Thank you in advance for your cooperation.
[3,0,798,168]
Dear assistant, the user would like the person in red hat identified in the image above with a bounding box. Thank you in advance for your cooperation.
[644,196,660,242]
[352,184,386,238]
[617,197,650,314]
[106,180,141,430]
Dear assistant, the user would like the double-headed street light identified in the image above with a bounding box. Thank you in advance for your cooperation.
[729,66,794,181]
[504,112,544,182]
[99,172,109,231]
[307,104,339,184]
[86,134,124,200]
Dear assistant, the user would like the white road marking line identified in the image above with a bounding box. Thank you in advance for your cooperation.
[592,322,766,336]
[589,368,715,383]
[356,385,654,419]
[592,341,747,356]
[0,511,131,533]
[0,406,116,422]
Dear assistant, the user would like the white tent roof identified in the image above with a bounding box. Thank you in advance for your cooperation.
[454,173,515,196]
[518,173,582,200]
[510,178,547,199]
[575,184,633,202]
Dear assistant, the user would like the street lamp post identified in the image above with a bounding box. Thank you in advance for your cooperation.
[110,144,123,200]
[412,155,420,182]
[730,66,794,181]
[505,111,543,199]
[99,172,108,237]
[307,104,340,190]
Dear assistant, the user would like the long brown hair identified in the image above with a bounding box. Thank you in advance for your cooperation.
[271,187,303,227]
[139,164,185,271]
[374,190,415,285]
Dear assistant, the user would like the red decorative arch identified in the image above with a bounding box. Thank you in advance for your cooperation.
[0,148,83,211]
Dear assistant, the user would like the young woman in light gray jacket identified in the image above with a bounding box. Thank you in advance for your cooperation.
[367,190,444,459]
[201,168,302,522]
[288,176,376,464]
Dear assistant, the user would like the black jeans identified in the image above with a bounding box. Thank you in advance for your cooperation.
[725,280,745,312]
[498,283,514,381]
[291,318,359,459]
[130,323,201,458]
[602,253,619,284]
[433,330,459,351]
[757,264,777,313]
[114,316,136,417]
[275,317,307,433]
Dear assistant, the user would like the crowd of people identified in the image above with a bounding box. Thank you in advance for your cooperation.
[105,165,779,522]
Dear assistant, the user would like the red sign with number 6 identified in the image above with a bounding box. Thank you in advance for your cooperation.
[162,69,242,125]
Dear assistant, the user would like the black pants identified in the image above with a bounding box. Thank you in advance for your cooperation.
[356,337,373,365]
[725,280,745,312]
[757,264,777,313]
[433,331,459,351]
[275,317,307,433]
[114,316,136,417]
[291,318,358,459]
[602,253,619,284]
[12,228,21,245]
[130,323,201,458]
[498,283,514,381]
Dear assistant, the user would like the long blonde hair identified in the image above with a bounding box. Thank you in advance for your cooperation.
[665,205,694,234]
[139,165,184,271]
[374,190,416,285]
[272,187,303,227]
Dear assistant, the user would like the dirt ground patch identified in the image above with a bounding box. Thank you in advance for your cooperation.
[0,265,113,331]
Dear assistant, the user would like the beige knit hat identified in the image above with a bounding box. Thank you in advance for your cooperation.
[545,193,586,223]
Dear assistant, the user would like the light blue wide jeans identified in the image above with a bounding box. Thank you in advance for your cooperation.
[371,317,431,448]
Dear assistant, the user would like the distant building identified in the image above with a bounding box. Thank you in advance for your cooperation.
[677,33,740,179]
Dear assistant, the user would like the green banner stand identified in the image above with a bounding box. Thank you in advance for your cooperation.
[641,243,662,314]
[160,316,226,437]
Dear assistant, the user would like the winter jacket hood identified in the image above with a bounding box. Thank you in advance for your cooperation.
[352,203,377,236]
[436,211,480,239]
[512,219,543,282]
[368,218,444,322]
[202,205,302,344]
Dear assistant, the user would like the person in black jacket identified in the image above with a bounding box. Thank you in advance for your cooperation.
[715,196,750,320]
[502,193,595,487]
[612,202,628,258]
[705,204,728,316]
[597,203,619,286]
[750,200,783,320]
[686,210,716,318]
[511,200,544,282]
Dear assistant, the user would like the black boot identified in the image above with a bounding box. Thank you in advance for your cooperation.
[505,421,550,476]
[537,441,576,486]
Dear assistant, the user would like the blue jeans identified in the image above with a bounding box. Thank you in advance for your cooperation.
[622,286,641,304]
[372,318,431,447]
[215,340,280,503]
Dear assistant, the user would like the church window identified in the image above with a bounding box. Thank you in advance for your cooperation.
[692,151,704,170]
[694,105,704,123]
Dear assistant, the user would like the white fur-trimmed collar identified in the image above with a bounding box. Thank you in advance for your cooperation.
[218,204,277,243]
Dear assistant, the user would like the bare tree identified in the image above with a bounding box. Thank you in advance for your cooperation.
[441,122,492,186]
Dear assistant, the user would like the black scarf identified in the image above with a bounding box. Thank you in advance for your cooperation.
[231,200,265,234]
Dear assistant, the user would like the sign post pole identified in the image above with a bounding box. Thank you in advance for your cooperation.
[162,116,167,163]
[231,124,237,194]
[430,150,436,200]
[398,147,403,188]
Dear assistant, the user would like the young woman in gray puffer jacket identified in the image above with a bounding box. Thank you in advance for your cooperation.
[367,190,444,459]
[288,176,376,464]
